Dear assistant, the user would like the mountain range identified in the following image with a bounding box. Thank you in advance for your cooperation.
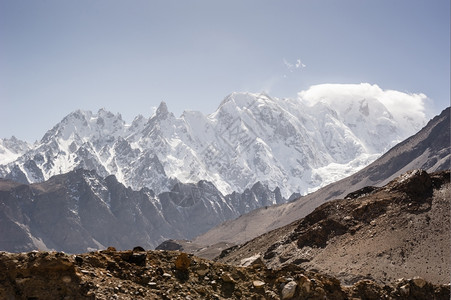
[0,92,426,199]
[0,92,446,253]
[0,100,447,254]
[193,107,450,247]
[0,102,448,298]
[0,169,284,253]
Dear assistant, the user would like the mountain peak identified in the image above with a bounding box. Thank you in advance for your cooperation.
[0,136,31,165]
[68,109,90,119]
[97,108,119,120]
[156,101,169,117]
[216,92,263,115]
[8,136,19,142]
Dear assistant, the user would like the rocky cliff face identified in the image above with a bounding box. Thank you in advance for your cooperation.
[0,248,449,300]
[0,169,284,253]
[215,170,451,286]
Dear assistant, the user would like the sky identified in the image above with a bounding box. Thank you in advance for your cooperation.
[0,0,449,142]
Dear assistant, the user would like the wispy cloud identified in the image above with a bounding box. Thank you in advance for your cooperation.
[283,58,306,72]
[295,59,306,69]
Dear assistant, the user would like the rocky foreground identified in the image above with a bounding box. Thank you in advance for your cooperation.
[0,247,449,300]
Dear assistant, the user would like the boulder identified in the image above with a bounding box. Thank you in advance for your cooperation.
[281,281,297,299]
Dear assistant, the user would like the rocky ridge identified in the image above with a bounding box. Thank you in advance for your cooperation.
[0,248,449,300]
[0,168,283,253]
[215,170,450,287]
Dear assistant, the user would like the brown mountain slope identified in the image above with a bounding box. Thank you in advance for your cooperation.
[216,170,450,286]
[194,107,450,247]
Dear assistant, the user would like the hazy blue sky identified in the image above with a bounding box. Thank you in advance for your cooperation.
[1,0,449,142]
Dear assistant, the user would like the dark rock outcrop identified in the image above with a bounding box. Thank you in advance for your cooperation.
[155,240,183,251]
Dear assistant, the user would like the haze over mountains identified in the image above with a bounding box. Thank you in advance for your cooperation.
[0,90,427,199]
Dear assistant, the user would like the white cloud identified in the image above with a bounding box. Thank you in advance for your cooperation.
[297,83,430,133]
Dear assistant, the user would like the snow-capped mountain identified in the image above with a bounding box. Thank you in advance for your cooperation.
[194,107,450,248]
[0,107,445,254]
[0,136,31,165]
[0,91,427,197]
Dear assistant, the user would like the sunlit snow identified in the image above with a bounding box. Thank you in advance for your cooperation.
[0,86,429,198]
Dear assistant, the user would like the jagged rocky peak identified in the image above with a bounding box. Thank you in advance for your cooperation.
[62,109,93,127]
[97,107,118,118]
[1,136,29,147]
[40,110,86,142]
[94,108,123,127]
[129,114,147,128]
[155,101,170,118]
[142,101,174,131]
[43,109,126,145]
[0,136,31,165]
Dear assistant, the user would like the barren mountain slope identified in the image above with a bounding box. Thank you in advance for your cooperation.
[194,107,450,247]
[216,170,450,286]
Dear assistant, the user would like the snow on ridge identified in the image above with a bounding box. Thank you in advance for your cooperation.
[0,136,32,165]
[0,84,431,198]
